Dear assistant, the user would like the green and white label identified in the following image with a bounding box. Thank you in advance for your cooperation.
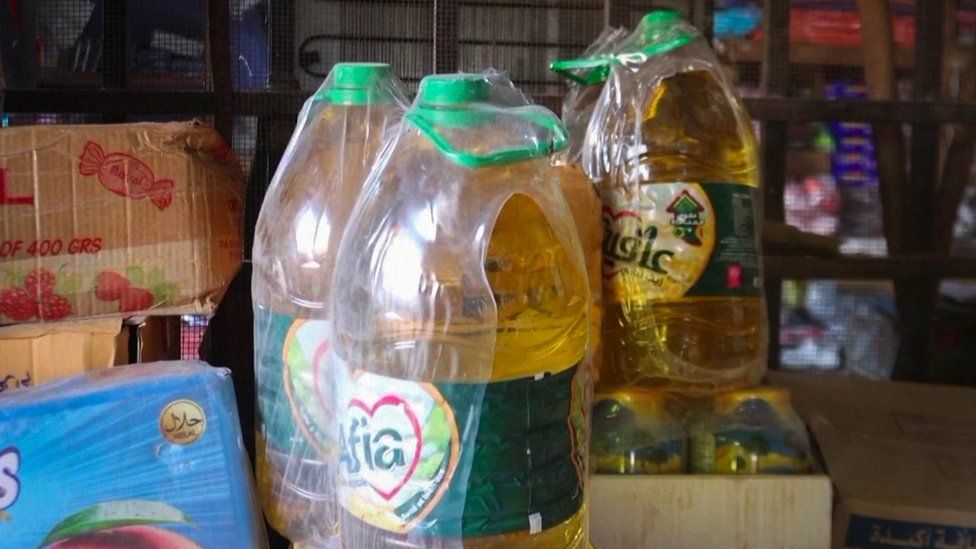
[335,362,586,538]
[601,182,761,303]
[255,310,335,460]
[336,369,460,533]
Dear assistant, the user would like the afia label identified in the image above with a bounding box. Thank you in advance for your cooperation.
[336,368,460,533]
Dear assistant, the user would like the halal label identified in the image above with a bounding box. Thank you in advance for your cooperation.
[160,399,206,445]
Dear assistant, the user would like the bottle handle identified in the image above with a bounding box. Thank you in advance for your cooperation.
[551,33,697,85]
[405,108,569,168]
[549,57,612,86]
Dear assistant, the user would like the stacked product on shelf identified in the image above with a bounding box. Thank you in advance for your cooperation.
[549,10,829,545]
[826,81,886,244]
[0,121,244,383]
[0,361,267,547]
[253,66,597,547]
[552,8,813,474]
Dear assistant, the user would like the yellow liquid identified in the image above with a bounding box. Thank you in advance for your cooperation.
[487,193,589,380]
[481,192,589,548]
[253,102,399,546]
[339,188,590,547]
[255,436,338,544]
[599,69,766,395]
[552,164,604,382]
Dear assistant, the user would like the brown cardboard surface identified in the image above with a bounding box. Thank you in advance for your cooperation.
[770,372,976,547]
[0,121,243,324]
[0,318,122,391]
[770,371,976,449]
[590,474,832,548]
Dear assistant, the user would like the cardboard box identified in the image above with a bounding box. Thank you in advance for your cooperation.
[0,121,243,324]
[590,474,833,548]
[0,315,190,394]
[770,372,976,548]
[115,316,183,365]
[0,318,123,390]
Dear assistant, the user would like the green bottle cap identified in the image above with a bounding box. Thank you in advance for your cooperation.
[417,74,490,107]
[639,8,682,27]
[631,8,698,56]
[415,74,492,126]
[550,8,696,86]
[316,62,394,105]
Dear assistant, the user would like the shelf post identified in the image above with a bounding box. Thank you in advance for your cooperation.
[761,0,790,371]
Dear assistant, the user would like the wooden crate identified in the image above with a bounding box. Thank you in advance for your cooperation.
[590,474,833,548]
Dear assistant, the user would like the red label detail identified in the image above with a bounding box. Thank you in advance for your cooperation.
[0,167,34,205]
[347,395,423,501]
[209,142,235,165]
[78,141,174,211]
[0,237,102,259]
[726,264,743,289]
[601,204,642,222]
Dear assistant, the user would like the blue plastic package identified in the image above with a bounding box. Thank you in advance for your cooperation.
[0,361,266,548]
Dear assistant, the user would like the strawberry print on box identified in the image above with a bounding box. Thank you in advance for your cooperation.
[0,121,243,324]
[0,269,72,322]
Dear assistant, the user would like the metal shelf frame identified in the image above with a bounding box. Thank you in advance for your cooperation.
[1,0,973,380]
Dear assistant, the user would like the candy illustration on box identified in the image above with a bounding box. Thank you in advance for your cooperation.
[78,141,175,211]
[0,122,243,324]
[0,361,266,548]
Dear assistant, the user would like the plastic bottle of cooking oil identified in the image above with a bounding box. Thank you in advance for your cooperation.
[689,387,812,474]
[251,62,407,546]
[330,72,591,548]
[583,10,766,394]
[591,390,686,474]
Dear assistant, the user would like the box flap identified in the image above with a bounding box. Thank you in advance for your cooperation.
[771,372,976,534]
[769,371,976,449]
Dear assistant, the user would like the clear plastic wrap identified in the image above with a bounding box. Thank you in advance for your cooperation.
[591,390,686,474]
[551,26,628,167]
[550,28,628,388]
[689,387,812,474]
[591,387,812,475]
[565,10,767,393]
[0,361,266,548]
[251,63,409,546]
[330,71,591,547]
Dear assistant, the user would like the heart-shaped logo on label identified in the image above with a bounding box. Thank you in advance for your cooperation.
[337,371,459,533]
[282,319,336,460]
[346,395,423,501]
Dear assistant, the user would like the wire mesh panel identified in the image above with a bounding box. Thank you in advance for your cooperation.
[294,0,433,92]
[4,0,976,384]
[127,0,208,89]
[457,0,605,100]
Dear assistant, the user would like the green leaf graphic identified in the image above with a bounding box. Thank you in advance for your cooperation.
[55,274,84,296]
[415,451,445,480]
[125,266,147,288]
[151,283,180,306]
[40,500,192,547]
[423,407,450,453]
[4,270,25,288]
[147,267,166,287]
